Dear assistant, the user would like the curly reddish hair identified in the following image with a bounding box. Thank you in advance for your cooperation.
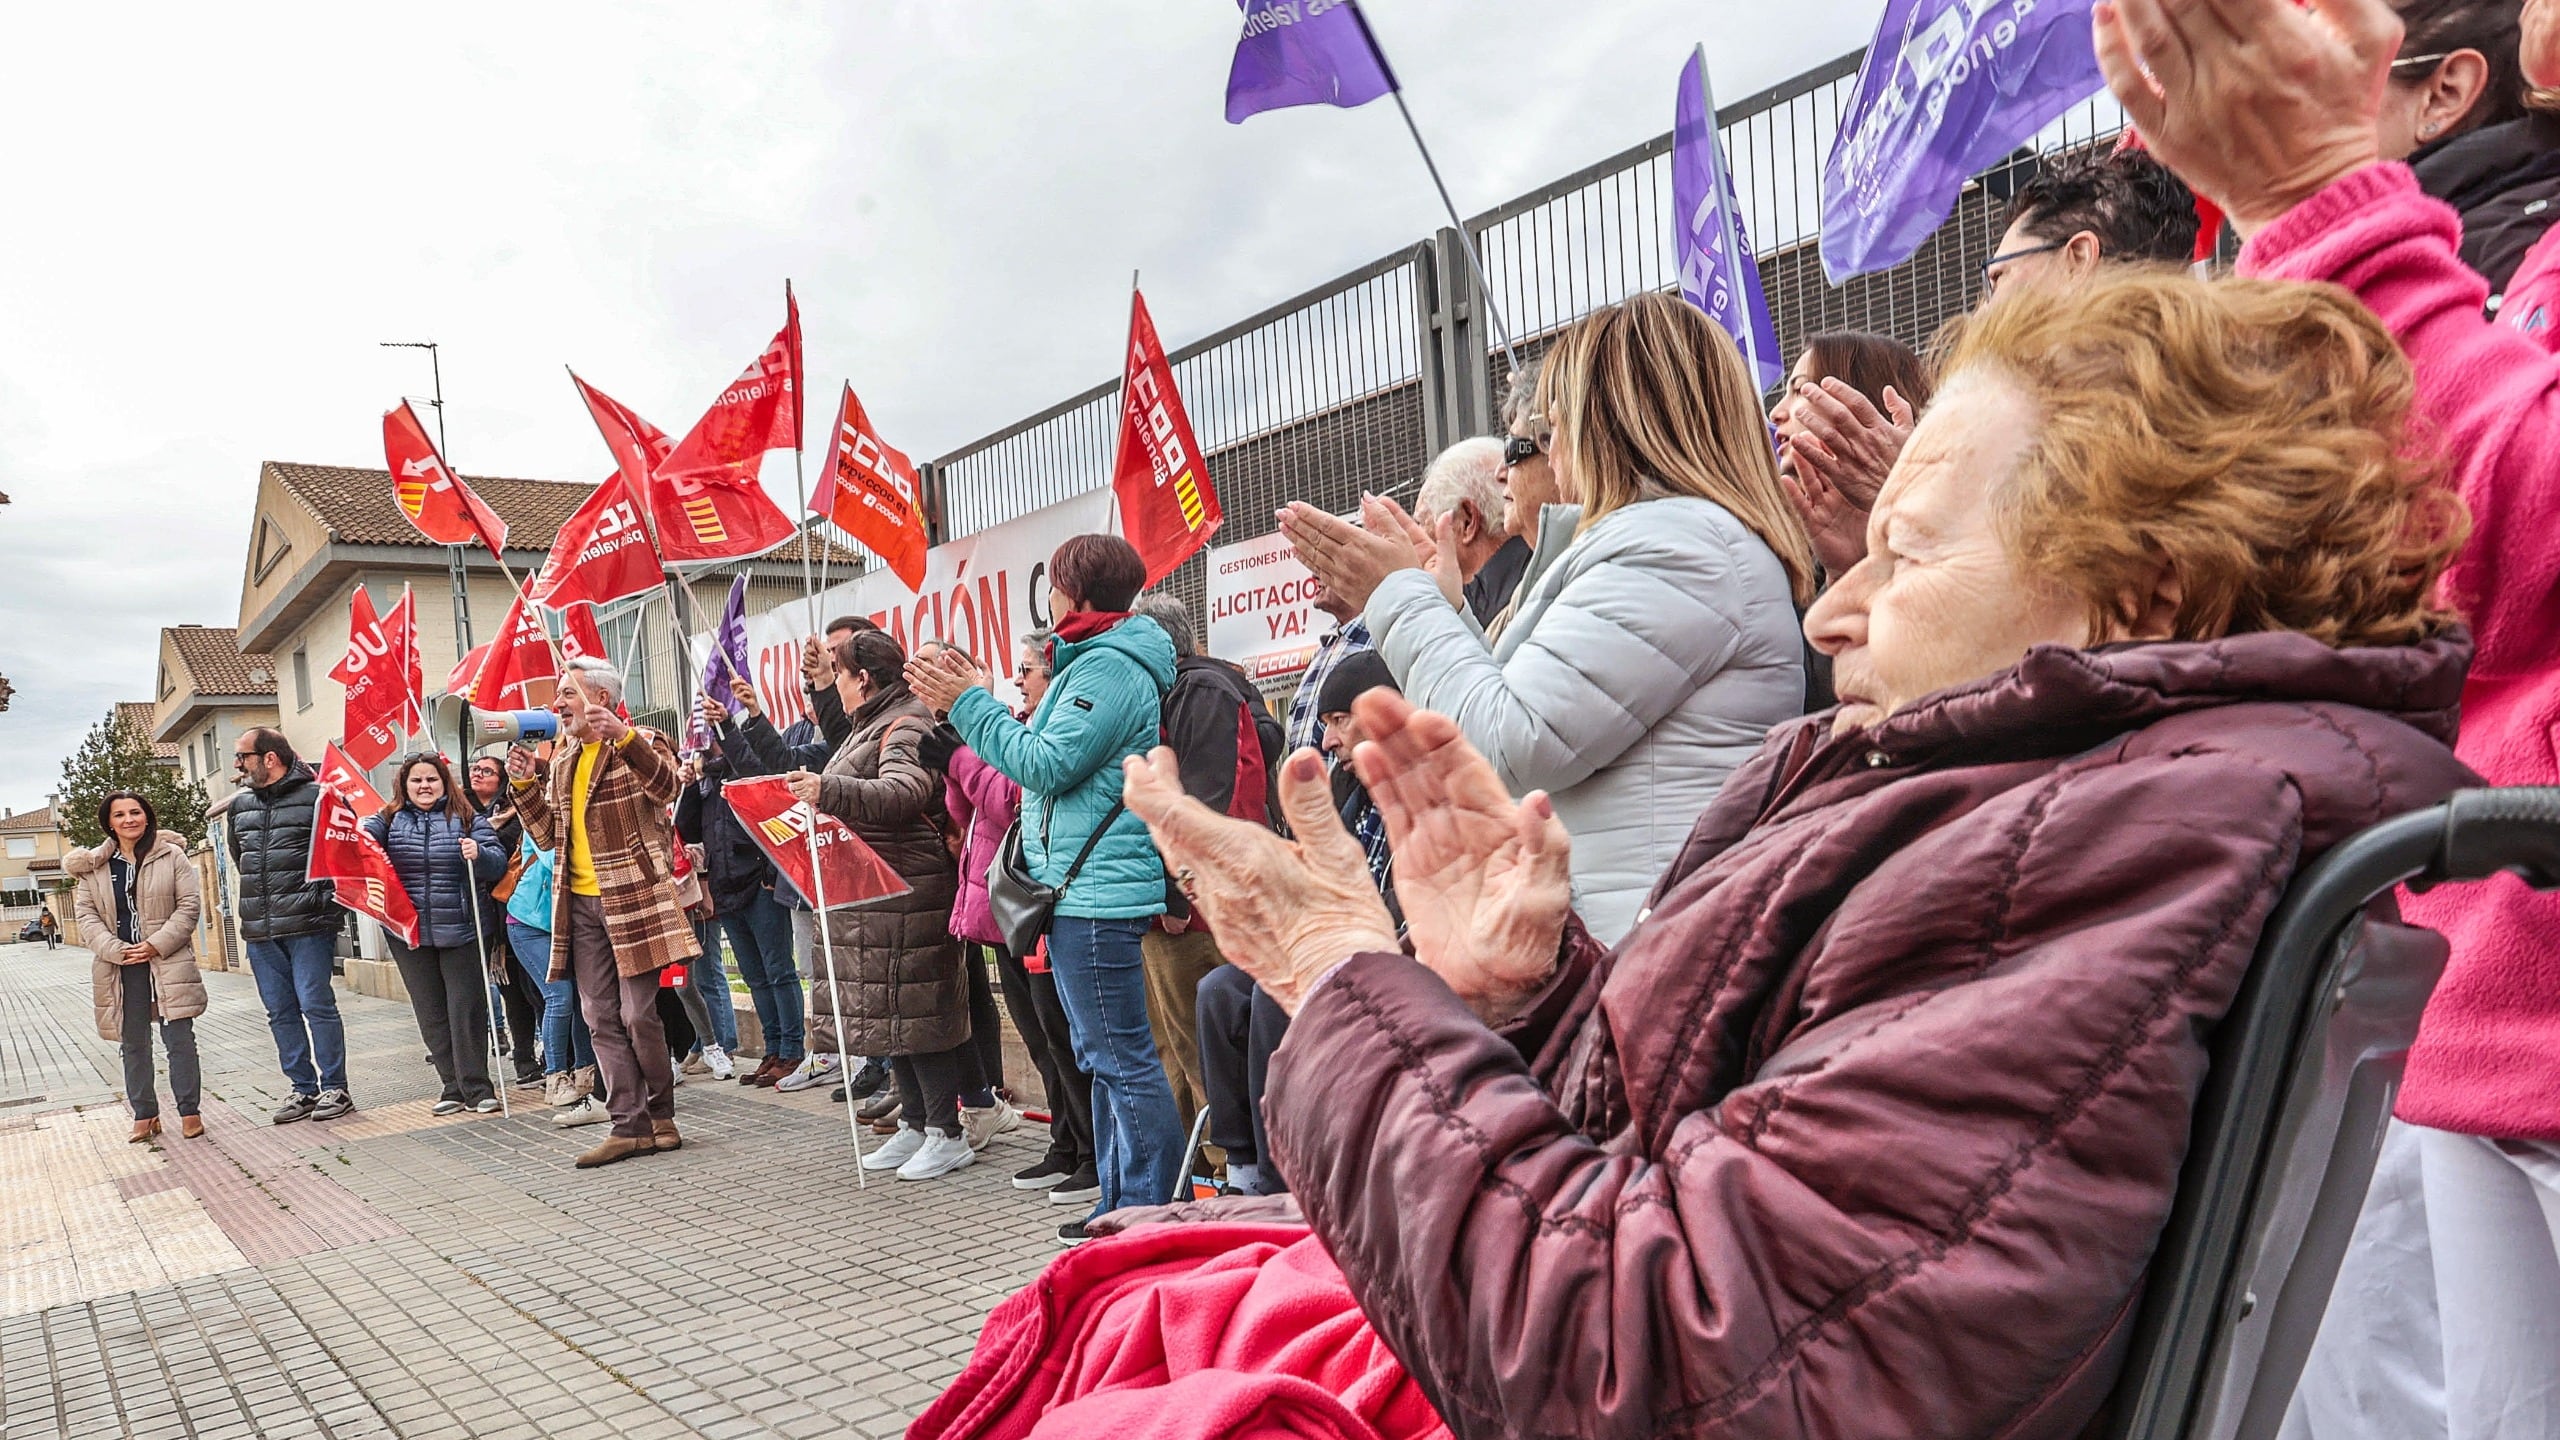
[1944,268,2468,649]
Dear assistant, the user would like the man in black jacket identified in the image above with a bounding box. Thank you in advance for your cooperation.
[225,728,353,1123]
[1127,595,1285,1133]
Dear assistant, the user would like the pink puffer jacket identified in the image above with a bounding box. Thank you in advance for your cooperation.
[2240,162,2560,1142]
[946,745,1022,950]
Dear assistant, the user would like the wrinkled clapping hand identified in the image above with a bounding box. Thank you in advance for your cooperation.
[1121,688,1573,1025]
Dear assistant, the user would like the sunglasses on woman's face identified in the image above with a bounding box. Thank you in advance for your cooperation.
[1502,433,1545,467]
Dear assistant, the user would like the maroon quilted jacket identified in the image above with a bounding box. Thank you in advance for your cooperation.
[1267,629,2474,1440]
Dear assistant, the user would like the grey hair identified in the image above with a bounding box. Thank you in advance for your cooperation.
[1021,628,1054,674]
[1414,437,1507,526]
[1500,357,1550,440]
[1131,593,1198,660]
[563,656,625,703]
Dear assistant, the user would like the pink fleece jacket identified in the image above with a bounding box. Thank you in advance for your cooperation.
[2241,162,2560,1142]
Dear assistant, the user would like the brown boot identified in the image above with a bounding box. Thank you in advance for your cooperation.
[180,1115,205,1140]
[574,1133,657,1168]
[653,1120,682,1151]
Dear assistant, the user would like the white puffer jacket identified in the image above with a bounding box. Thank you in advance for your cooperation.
[1368,495,1804,942]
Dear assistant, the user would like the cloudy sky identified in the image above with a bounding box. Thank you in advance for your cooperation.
[0,0,1881,816]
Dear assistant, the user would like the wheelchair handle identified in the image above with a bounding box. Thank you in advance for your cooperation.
[2425,786,2560,892]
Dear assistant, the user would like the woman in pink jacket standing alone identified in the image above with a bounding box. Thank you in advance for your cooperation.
[2100,0,2560,1433]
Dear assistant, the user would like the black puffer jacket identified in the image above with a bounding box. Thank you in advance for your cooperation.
[2412,111,2560,307]
[226,764,337,942]
[365,805,505,951]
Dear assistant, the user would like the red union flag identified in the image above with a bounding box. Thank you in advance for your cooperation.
[307,769,418,945]
[383,401,509,561]
[460,589,558,709]
[571,372,797,565]
[721,775,911,910]
[657,288,803,489]
[381,586,424,739]
[561,601,608,662]
[1111,289,1222,584]
[817,382,929,592]
[330,586,409,768]
[316,742,387,819]
[529,475,663,610]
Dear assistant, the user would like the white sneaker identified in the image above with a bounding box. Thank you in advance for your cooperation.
[775,1054,840,1093]
[960,1100,1021,1152]
[551,1096,608,1128]
[701,1043,735,1081]
[863,1124,926,1171]
[897,1130,977,1181]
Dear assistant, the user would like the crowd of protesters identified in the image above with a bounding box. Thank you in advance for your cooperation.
[64,0,2560,1430]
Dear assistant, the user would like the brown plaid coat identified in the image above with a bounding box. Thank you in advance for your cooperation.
[514,727,699,981]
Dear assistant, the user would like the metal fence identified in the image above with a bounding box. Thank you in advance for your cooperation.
[923,47,2130,636]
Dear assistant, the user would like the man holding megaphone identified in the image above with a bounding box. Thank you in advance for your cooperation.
[508,658,700,1169]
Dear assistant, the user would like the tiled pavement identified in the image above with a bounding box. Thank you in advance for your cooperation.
[0,940,1068,1438]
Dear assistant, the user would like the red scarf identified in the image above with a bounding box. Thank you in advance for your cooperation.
[1051,610,1132,650]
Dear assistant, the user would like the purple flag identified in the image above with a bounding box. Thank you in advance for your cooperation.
[687,573,751,751]
[1672,46,1783,394]
[1819,0,2104,282]
[1224,0,1397,124]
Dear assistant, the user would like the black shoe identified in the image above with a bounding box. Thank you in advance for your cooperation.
[846,1059,889,1102]
[310,1089,354,1121]
[828,1085,847,1103]
[1013,1154,1075,1190]
[855,1090,901,1124]
[271,1093,318,1125]
[1047,1167,1101,1206]
[1058,1220,1092,1245]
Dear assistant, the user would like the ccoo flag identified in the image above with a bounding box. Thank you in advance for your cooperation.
[721,775,912,912]
[1820,0,2103,282]
[817,382,929,592]
[656,288,804,489]
[383,401,509,561]
[1224,0,1397,123]
[1673,46,1783,394]
[1111,289,1222,586]
[530,474,664,611]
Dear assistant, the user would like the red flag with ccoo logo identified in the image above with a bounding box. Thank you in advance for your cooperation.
[1110,289,1222,584]
[816,382,929,591]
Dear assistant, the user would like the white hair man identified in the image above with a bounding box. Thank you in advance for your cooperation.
[507,658,699,1168]
[1412,436,1531,625]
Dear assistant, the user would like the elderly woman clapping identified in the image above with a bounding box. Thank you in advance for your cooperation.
[914,268,2476,1440]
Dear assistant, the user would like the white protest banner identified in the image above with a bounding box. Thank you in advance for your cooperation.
[713,488,1116,729]
[1205,527,1338,680]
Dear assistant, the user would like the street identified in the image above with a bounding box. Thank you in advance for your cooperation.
[0,940,1062,1440]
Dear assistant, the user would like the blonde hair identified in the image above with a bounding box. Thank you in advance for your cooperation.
[1535,293,1817,605]
[1946,267,2467,648]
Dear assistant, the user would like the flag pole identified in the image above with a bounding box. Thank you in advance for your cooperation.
[1346,5,1518,370]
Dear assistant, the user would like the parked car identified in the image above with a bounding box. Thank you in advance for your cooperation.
[15,920,45,943]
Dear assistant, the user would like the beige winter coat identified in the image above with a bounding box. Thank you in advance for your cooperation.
[67,835,207,1040]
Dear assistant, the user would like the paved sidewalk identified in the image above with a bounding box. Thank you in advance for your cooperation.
[0,939,1068,1439]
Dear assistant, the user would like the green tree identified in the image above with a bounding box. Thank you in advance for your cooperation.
[56,708,209,848]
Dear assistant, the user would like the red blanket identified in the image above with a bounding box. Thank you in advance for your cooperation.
[909,1224,1449,1440]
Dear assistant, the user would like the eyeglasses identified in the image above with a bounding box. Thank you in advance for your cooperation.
[1980,239,2069,296]
[2390,52,2449,74]
[1501,433,1546,467]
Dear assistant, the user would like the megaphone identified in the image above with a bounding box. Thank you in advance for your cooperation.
[431,693,561,754]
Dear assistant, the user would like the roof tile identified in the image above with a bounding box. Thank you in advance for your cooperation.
[164,626,275,697]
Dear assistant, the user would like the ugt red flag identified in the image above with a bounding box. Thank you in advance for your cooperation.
[306,772,419,945]
[380,585,424,739]
[1111,289,1222,584]
[573,372,797,565]
[330,586,411,768]
[384,401,509,561]
[316,742,388,819]
[528,474,664,610]
[721,775,911,910]
[657,287,803,487]
[459,589,557,709]
[817,382,929,592]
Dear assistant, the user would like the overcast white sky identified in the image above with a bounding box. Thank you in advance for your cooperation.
[0,0,1881,817]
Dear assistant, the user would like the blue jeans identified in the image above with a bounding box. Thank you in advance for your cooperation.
[245,931,348,1095]
[506,919,591,1073]
[1046,916,1183,1215]
[723,888,803,1062]
[687,915,739,1054]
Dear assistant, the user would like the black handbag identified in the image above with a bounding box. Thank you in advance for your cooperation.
[985,798,1125,958]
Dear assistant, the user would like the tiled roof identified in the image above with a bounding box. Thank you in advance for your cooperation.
[0,804,54,834]
[265,462,861,565]
[165,626,274,697]
[116,702,182,759]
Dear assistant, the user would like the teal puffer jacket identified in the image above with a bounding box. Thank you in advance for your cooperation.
[950,615,1177,920]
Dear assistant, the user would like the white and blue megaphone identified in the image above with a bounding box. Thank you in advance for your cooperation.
[430,693,561,755]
